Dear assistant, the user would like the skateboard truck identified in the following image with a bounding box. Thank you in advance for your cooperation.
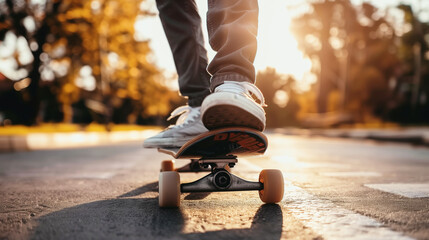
[175,159,211,172]
[180,157,263,193]
[175,156,237,172]
[157,127,284,208]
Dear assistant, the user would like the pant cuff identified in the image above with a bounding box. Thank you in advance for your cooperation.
[210,73,254,92]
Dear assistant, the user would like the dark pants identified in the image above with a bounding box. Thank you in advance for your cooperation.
[156,0,259,107]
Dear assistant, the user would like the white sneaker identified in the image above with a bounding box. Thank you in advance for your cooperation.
[201,81,266,131]
[143,106,207,148]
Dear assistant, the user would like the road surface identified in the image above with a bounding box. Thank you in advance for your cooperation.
[1,133,428,239]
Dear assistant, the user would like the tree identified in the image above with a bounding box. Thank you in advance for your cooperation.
[291,0,340,113]
[0,0,176,125]
[0,0,62,125]
[394,4,429,122]
[345,3,399,121]
[291,1,400,122]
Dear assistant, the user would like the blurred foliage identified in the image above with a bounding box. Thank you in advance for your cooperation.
[256,0,429,128]
[393,4,429,123]
[0,122,161,135]
[0,0,179,126]
[285,0,429,126]
[1,0,429,128]
[256,68,300,127]
[291,1,397,116]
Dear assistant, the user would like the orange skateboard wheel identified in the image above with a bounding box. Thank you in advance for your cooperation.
[258,169,284,203]
[161,160,175,172]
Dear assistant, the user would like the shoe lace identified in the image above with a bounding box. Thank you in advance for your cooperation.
[215,81,267,107]
[167,105,200,128]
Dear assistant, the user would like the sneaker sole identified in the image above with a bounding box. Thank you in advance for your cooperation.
[201,92,266,131]
[202,104,264,131]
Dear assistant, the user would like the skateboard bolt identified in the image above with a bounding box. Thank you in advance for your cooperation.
[213,170,231,189]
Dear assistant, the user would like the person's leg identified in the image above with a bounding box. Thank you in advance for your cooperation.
[156,0,211,106]
[144,0,210,148]
[201,0,266,131]
[206,0,258,91]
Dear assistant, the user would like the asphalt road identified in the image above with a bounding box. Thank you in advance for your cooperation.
[1,134,428,240]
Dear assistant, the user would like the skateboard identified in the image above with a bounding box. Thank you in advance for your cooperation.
[157,127,284,207]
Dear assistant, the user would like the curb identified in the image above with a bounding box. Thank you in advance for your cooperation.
[0,129,161,153]
[272,128,429,146]
[2,127,428,153]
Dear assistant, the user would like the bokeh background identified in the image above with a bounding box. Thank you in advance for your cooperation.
[1,0,428,129]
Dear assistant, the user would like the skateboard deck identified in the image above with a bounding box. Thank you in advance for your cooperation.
[158,127,268,158]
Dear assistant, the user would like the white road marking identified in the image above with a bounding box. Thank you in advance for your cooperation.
[365,183,429,198]
[241,158,414,240]
[321,171,381,177]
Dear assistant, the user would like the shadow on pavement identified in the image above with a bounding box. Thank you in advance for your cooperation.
[118,182,158,198]
[119,181,212,200]
[31,198,184,239]
[184,192,211,200]
[31,199,282,239]
[31,182,282,239]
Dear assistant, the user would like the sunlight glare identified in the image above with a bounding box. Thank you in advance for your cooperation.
[256,1,312,83]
